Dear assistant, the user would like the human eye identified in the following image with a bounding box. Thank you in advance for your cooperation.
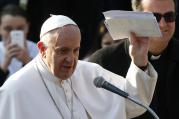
[4,26,12,33]
[74,47,80,54]
[17,25,26,31]
[55,47,69,55]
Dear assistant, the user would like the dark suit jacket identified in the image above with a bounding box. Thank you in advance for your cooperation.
[89,38,179,119]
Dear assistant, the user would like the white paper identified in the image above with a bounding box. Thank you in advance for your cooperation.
[103,10,162,40]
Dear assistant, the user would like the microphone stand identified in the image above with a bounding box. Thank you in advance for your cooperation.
[127,95,159,119]
[94,77,160,119]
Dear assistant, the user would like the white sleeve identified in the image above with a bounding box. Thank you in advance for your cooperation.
[125,62,157,118]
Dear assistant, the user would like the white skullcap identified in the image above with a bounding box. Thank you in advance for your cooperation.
[40,15,77,38]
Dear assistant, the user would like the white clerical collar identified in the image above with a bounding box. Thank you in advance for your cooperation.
[150,55,161,60]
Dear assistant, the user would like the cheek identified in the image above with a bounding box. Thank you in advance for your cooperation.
[170,23,175,34]
[1,31,9,40]
[74,59,78,68]
[54,58,60,66]
[53,56,63,68]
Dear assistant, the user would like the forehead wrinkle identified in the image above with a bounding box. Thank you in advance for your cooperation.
[141,0,175,12]
[54,25,80,41]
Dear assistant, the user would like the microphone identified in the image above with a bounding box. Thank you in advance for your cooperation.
[94,76,129,98]
[94,76,160,119]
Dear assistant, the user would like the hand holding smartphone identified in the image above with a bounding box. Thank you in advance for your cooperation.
[10,30,25,48]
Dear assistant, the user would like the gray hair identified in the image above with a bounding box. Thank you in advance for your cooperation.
[40,28,59,47]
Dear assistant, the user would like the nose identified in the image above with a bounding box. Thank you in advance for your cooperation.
[65,52,74,63]
[159,17,167,27]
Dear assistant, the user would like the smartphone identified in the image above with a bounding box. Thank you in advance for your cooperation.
[10,30,24,48]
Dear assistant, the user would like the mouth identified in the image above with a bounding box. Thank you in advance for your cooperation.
[161,28,168,32]
[160,30,168,36]
[61,65,73,71]
[163,30,168,32]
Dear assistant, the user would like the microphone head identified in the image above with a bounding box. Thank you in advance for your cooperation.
[94,76,105,88]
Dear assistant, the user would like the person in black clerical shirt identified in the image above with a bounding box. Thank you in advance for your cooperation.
[89,0,179,119]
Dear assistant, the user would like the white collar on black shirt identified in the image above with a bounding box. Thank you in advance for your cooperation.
[151,55,161,60]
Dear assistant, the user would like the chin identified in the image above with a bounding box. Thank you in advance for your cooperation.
[60,73,73,80]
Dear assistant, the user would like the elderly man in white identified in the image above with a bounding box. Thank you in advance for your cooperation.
[0,15,157,119]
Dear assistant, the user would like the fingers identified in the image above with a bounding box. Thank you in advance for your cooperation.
[5,44,22,59]
[129,32,149,45]
[16,48,29,59]
[129,32,149,67]
[129,32,135,44]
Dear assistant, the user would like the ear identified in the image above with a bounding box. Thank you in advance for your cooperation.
[37,41,46,57]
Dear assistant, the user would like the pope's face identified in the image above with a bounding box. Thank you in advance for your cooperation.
[141,0,175,54]
[43,25,81,80]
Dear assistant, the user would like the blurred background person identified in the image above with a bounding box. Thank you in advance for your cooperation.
[83,20,120,61]
[0,4,38,86]
[94,20,115,48]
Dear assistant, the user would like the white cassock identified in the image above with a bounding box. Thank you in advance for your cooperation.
[0,55,157,119]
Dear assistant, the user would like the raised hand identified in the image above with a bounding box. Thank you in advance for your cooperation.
[1,43,21,71]
[129,32,149,67]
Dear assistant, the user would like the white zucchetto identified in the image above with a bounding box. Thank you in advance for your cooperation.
[40,15,77,38]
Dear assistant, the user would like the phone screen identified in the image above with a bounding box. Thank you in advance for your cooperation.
[10,30,24,48]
